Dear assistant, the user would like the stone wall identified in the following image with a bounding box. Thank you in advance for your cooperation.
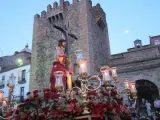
[30,0,110,91]
[110,46,160,66]
[110,45,160,98]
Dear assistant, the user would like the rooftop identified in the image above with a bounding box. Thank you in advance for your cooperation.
[0,45,31,73]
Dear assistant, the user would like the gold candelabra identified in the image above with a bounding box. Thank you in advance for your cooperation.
[54,49,137,114]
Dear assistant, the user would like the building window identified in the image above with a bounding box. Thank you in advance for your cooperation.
[20,87,24,100]
[18,70,27,84]
[22,70,26,81]
[2,75,5,84]
[0,75,5,88]
[155,39,160,45]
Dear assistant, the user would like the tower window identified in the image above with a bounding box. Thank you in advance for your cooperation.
[96,17,105,30]
[154,39,160,45]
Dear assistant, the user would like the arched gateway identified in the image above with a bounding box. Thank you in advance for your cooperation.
[136,80,159,106]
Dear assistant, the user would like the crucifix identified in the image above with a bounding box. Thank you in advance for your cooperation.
[51,24,78,57]
[49,18,78,91]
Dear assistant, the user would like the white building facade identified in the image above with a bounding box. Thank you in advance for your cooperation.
[0,45,31,101]
[0,65,30,99]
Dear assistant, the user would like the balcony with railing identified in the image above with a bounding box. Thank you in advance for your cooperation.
[0,81,4,89]
[18,76,26,84]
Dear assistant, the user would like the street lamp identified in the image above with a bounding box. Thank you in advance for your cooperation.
[0,90,18,119]
[0,74,20,119]
[17,58,23,66]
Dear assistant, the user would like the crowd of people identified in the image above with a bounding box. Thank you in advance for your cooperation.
[130,98,160,120]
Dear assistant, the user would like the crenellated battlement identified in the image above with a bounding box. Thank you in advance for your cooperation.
[33,0,95,21]
[41,11,46,18]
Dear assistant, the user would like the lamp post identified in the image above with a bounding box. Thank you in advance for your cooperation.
[0,74,20,119]
[17,58,23,66]
[0,90,18,119]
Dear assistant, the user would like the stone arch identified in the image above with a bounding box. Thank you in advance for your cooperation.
[125,72,160,89]
[136,79,159,107]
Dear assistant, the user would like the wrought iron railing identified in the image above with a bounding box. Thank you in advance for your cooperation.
[0,82,4,89]
[18,76,26,84]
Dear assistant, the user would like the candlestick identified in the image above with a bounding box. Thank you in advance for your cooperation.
[54,71,64,92]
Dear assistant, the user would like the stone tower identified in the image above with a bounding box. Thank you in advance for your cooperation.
[30,0,110,91]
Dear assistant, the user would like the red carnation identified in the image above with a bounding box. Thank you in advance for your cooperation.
[116,106,122,115]
[111,89,117,96]
[74,106,83,115]
[67,103,75,111]
[112,100,118,107]
[106,103,114,112]
[88,91,97,96]
[91,102,105,119]
[50,93,59,99]
[43,88,50,93]
[68,98,77,104]
[33,90,39,97]
[116,98,122,104]
[23,99,29,104]
[14,114,21,120]
[100,90,109,96]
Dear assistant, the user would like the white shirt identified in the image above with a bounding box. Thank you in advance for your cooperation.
[146,102,151,110]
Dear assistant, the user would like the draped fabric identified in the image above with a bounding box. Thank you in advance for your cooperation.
[50,61,67,91]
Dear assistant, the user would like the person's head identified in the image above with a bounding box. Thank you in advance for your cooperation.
[58,39,66,48]
[146,100,148,103]
[142,98,145,103]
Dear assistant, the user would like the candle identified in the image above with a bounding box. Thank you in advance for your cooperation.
[123,80,130,89]
[67,73,72,90]
[103,71,111,81]
[111,67,118,80]
[126,83,129,89]
[130,82,136,93]
[100,66,112,82]
[79,60,88,74]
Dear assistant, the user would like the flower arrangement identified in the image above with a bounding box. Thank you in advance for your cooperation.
[5,87,131,120]
[87,87,131,120]
[12,89,84,120]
